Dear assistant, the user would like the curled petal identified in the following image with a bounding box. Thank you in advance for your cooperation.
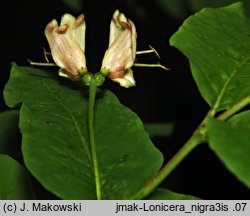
[109,10,128,45]
[112,69,136,88]
[73,15,86,52]
[60,14,86,52]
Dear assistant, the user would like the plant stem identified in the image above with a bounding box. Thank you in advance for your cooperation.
[133,125,206,200]
[133,94,250,199]
[88,79,102,200]
[132,94,250,200]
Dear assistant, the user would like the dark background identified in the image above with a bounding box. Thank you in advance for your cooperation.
[1,0,249,199]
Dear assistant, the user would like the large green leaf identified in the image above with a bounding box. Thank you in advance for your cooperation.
[147,188,199,200]
[207,113,250,188]
[4,64,163,199]
[0,154,35,199]
[170,2,250,112]
[0,110,20,157]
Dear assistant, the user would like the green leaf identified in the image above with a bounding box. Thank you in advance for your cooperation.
[170,2,250,113]
[144,122,174,138]
[0,110,20,157]
[147,188,199,200]
[0,154,35,199]
[228,110,250,127]
[207,114,250,188]
[4,64,163,199]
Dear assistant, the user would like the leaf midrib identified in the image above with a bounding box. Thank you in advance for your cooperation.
[211,55,250,114]
[41,80,92,164]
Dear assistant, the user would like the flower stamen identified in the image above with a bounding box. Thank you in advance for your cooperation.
[133,62,170,71]
[43,48,52,63]
[27,59,57,67]
[136,45,161,59]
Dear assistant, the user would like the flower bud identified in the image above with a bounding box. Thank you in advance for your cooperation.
[101,10,137,88]
[45,14,87,80]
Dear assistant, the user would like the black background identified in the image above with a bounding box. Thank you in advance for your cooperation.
[0,0,249,199]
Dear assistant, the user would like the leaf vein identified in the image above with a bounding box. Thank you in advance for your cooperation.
[40,80,92,164]
[211,56,250,114]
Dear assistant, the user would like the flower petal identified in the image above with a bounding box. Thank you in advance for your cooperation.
[109,10,128,45]
[60,14,86,52]
[101,10,137,87]
[102,27,134,73]
[60,13,75,26]
[112,69,136,88]
[72,14,86,52]
[45,16,86,79]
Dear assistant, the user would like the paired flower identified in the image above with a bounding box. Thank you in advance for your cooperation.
[44,10,166,87]
[45,10,136,87]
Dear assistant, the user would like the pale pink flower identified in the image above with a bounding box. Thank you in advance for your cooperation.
[45,14,87,80]
[101,10,137,88]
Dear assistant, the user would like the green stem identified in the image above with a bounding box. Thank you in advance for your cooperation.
[217,95,250,121]
[133,125,206,200]
[133,94,250,199]
[88,79,102,200]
